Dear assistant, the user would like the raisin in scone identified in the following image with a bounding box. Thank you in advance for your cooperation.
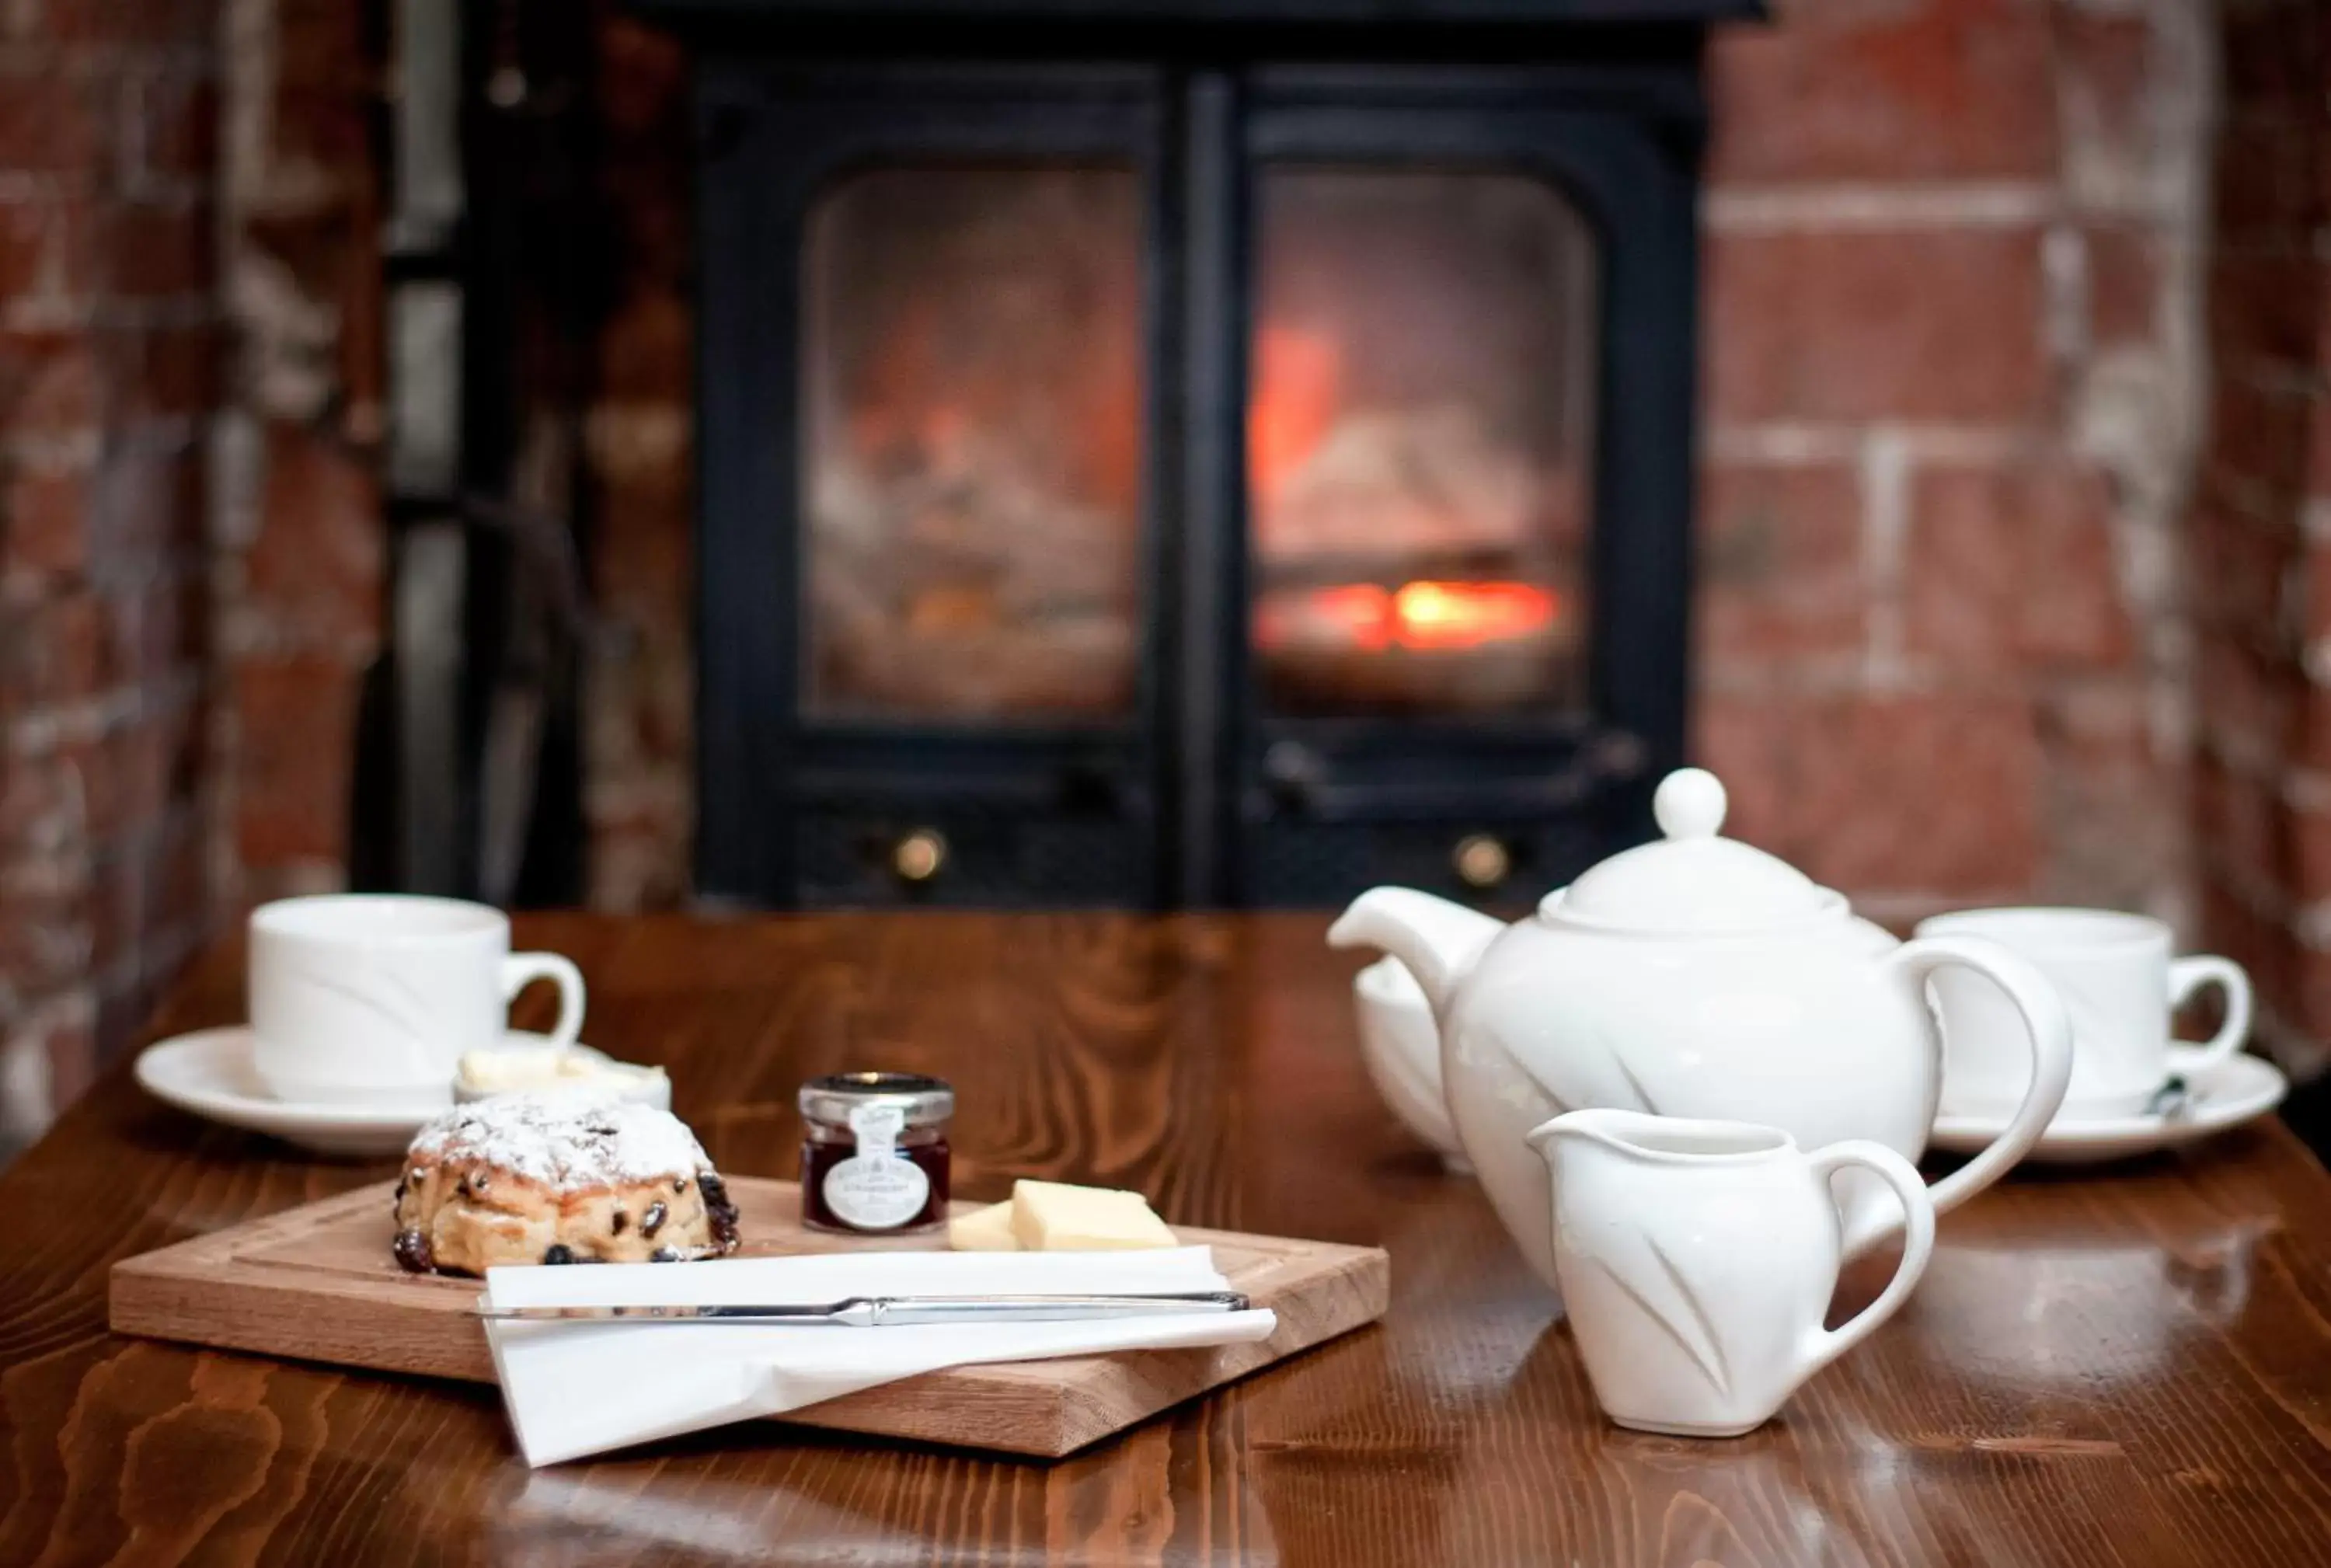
[392,1092,741,1275]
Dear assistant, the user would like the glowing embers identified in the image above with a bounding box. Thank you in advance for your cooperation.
[1255,579,1562,655]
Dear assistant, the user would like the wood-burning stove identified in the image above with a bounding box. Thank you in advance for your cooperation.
[653,0,1747,909]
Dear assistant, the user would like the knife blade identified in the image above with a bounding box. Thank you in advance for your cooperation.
[472,1289,1252,1327]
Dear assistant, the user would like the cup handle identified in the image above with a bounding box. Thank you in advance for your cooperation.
[1796,1141,1936,1382]
[502,953,587,1049]
[2168,955,2253,1074]
[1882,935,2073,1233]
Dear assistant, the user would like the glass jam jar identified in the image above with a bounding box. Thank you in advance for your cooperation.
[798,1071,954,1235]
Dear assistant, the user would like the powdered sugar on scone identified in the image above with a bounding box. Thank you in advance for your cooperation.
[406,1091,711,1190]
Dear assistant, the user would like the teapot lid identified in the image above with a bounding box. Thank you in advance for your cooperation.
[1543,768,1839,932]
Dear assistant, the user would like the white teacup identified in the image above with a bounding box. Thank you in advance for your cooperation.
[248,894,586,1106]
[1916,908,2251,1120]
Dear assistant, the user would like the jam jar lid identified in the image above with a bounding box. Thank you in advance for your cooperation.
[800,1071,956,1127]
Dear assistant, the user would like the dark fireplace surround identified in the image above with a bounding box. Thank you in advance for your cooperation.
[645,0,1750,910]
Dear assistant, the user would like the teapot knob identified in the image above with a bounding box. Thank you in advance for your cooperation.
[1653,768,1727,840]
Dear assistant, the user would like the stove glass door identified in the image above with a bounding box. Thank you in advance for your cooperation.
[803,166,1146,723]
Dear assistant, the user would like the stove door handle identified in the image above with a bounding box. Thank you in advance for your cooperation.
[1249,730,1648,823]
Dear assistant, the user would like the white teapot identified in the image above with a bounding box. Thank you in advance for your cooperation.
[1329,767,2073,1291]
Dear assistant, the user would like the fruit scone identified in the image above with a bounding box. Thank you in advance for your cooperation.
[392,1091,741,1275]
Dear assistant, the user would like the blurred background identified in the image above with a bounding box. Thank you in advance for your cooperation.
[0,0,2319,1152]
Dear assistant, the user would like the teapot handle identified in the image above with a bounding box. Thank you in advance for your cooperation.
[1881,935,2072,1231]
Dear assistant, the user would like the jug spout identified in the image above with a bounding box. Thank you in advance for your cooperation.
[1526,1106,1645,1167]
[1528,1107,1793,1168]
[1327,887,1502,1018]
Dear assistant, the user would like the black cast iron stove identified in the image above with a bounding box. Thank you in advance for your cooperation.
[646,0,1750,909]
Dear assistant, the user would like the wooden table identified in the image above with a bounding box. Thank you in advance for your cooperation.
[4,913,2329,1566]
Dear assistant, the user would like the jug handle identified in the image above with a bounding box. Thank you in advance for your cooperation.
[1883,935,2073,1228]
[1796,1141,1936,1381]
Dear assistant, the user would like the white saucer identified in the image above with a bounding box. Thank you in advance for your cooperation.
[135,1026,564,1159]
[1929,1047,2289,1166]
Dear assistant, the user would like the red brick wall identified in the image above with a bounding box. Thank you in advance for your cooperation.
[1697,0,2205,928]
[0,0,380,1134]
[0,0,220,1131]
[2191,0,2331,1071]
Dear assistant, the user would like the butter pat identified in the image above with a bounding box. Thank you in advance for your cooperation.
[946,1200,1020,1252]
[1009,1179,1177,1251]
[459,1044,667,1095]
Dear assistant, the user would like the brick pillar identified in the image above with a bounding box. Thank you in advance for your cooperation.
[584,11,695,911]
[2192,0,2331,1075]
[211,0,384,909]
[0,0,220,1138]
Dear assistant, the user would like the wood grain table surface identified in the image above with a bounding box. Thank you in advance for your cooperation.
[2,911,2329,1566]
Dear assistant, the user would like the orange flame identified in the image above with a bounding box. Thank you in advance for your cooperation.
[1247,325,1344,506]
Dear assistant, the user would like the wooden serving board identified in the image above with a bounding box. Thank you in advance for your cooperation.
[108,1177,1389,1458]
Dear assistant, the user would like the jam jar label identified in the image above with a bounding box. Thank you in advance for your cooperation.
[823,1103,931,1231]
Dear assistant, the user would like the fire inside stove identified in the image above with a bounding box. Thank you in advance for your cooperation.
[1243,162,1597,717]
[1256,579,1562,653]
[800,162,1596,722]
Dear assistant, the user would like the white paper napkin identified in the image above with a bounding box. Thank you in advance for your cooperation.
[482,1246,1277,1465]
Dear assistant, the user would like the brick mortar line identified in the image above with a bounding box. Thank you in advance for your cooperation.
[0,173,72,201]
[0,181,210,210]
[1852,891,2059,927]
[1695,664,2096,700]
[0,414,206,455]
[2204,468,2320,532]
[1705,183,2061,232]
[2246,1006,2327,1083]
[2197,852,2304,936]
[3,803,211,894]
[1707,424,2045,465]
[0,45,216,78]
[2215,357,2328,399]
[0,430,100,470]
[2,672,205,757]
[213,616,383,662]
[2210,232,2328,263]
[0,984,95,1037]
[73,806,212,870]
[89,918,212,1008]
[0,560,214,604]
[3,297,222,332]
[1859,430,1909,686]
[2277,770,2331,814]
[120,173,214,206]
[2195,726,2295,786]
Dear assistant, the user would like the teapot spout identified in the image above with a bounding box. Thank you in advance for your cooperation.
[1327,887,1503,1018]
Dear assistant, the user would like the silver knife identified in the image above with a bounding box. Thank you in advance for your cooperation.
[472,1289,1252,1327]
